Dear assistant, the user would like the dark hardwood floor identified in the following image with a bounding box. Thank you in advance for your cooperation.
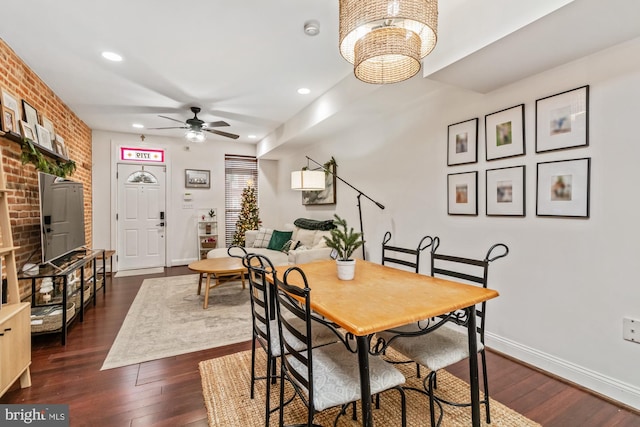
[2,266,638,426]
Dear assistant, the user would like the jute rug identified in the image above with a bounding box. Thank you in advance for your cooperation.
[102,274,251,370]
[199,348,541,427]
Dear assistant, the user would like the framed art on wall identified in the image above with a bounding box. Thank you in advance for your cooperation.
[302,163,336,205]
[19,120,36,142]
[536,85,589,153]
[447,118,478,166]
[1,88,20,120]
[447,171,478,216]
[485,104,525,161]
[185,169,210,189]
[536,158,590,218]
[1,107,16,133]
[486,165,525,217]
[35,123,53,150]
[22,100,38,128]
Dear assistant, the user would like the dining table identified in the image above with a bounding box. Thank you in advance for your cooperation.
[275,259,499,427]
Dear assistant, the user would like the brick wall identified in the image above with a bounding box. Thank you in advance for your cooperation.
[0,39,92,300]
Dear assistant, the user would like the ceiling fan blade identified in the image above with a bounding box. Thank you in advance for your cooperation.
[204,120,230,128]
[204,128,240,139]
[158,115,186,124]
[146,126,188,130]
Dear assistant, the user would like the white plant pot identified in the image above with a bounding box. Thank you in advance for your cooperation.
[336,259,356,281]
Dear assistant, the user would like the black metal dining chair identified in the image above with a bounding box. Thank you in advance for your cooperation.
[244,253,337,426]
[381,231,435,274]
[275,266,407,427]
[379,241,509,427]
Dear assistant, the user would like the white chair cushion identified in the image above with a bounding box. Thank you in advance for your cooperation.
[378,323,483,373]
[295,228,317,248]
[257,316,336,357]
[286,342,405,411]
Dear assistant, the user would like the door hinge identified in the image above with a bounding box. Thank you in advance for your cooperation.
[116,213,118,221]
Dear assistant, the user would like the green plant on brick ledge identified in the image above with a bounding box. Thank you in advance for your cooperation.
[20,138,77,177]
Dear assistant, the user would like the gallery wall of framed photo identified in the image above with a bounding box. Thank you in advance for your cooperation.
[446,85,590,219]
[1,88,69,159]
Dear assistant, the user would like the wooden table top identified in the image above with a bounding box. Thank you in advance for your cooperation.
[275,260,499,336]
[188,257,246,274]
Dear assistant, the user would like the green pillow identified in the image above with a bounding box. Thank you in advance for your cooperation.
[267,230,293,251]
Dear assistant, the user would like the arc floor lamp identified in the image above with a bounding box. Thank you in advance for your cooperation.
[291,156,385,260]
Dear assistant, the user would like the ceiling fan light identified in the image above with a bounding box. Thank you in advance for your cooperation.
[185,129,206,143]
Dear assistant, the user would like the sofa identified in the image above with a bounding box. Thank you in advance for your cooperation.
[207,218,335,266]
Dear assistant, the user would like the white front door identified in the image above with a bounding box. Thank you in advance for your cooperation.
[117,164,166,271]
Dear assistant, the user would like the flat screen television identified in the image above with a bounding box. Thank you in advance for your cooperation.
[38,172,86,264]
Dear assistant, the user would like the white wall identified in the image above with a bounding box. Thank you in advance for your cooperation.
[264,38,640,408]
[91,130,256,267]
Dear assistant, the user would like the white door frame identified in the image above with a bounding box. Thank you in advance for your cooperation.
[109,141,172,273]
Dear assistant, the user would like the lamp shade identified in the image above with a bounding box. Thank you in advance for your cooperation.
[339,0,438,84]
[291,170,326,191]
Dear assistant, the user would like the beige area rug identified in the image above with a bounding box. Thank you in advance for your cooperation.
[200,349,541,427]
[101,274,251,370]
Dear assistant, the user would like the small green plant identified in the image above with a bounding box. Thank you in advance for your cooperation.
[323,214,364,261]
[208,209,216,218]
[20,138,76,177]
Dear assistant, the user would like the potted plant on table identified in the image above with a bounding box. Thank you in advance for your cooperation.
[323,214,364,280]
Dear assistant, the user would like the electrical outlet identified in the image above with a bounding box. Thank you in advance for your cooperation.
[623,317,640,343]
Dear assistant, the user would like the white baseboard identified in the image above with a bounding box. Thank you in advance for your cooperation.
[485,332,640,410]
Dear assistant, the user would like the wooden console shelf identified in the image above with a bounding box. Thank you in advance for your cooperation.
[0,148,31,398]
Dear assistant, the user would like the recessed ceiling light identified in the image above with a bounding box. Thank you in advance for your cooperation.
[297,88,311,95]
[132,123,144,129]
[248,134,257,139]
[102,51,123,62]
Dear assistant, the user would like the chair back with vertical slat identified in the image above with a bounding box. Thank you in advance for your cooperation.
[244,253,277,351]
[430,240,509,340]
[275,267,315,408]
[381,231,436,273]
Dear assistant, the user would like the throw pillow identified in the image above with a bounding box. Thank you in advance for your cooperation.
[312,230,333,248]
[281,239,300,253]
[296,228,317,248]
[267,230,293,251]
[252,228,274,248]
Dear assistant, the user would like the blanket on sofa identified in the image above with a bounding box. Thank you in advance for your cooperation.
[294,218,336,231]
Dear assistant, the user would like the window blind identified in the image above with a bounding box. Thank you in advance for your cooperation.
[224,154,258,246]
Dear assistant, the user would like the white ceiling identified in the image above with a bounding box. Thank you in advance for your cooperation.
[1,0,639,153]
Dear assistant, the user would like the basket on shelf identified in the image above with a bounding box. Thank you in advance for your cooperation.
[31,302,75,333]
[201,239,217,248]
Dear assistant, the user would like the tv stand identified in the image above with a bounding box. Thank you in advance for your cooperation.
[20,249,106,345]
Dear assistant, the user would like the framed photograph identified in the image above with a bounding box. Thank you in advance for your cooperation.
[486,165,525,217]
[19,120,36,141]
[22,99,39,129]
[485,104,525,161]
[55,134,68,158]
[42,115,55,139]
[1,88,20,117]
[447,118,478,166]
[447,171,478,216]
[536,85,589,153]
[302,163,336,205]
[1,107,16,133]
[35,123,53,150]
[185,169,210,189]
[536,158,590,218]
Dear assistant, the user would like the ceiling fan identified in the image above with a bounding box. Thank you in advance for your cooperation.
[148,107,240,140]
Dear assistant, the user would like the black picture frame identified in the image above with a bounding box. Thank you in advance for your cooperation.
[535,85,589,153]
[536,158,591,218]
[302,163,336,205]
[486,165,526,217]
[447,171,478,216]
[447,118,478,166]
[485,104,525,161]
[185,169,211,189]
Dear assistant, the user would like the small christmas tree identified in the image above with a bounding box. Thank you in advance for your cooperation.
[232,184,260,246]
